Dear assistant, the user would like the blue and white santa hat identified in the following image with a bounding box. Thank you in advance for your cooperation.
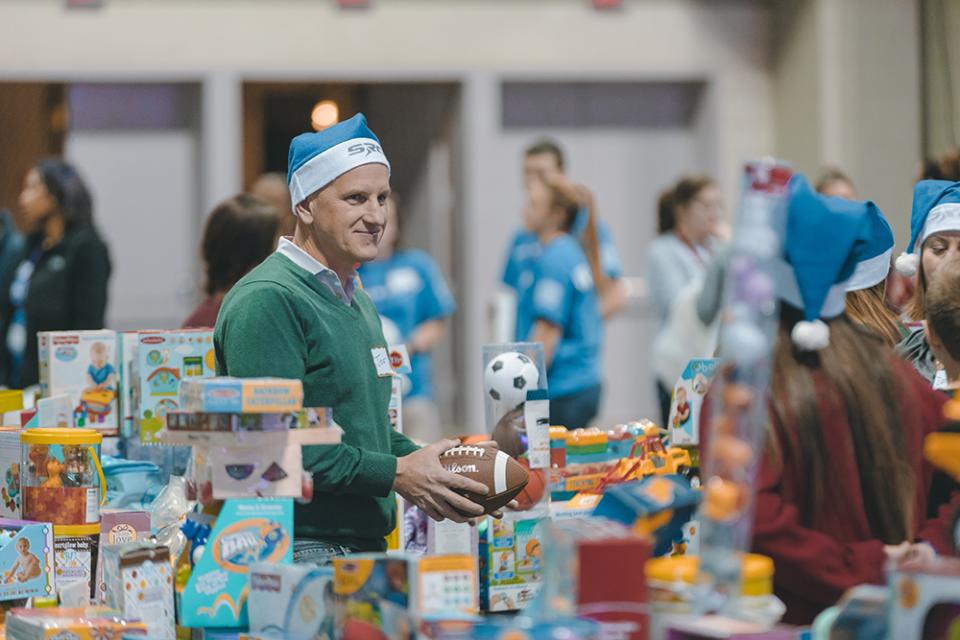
[774,174,872,350]
[895,180,960,276]
[844,200,894,292]
[286,113,390,209]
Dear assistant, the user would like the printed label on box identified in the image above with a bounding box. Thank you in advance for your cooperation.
[668,358,719,446]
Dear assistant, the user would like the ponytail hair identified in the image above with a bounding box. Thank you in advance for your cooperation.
[542,178,604,293]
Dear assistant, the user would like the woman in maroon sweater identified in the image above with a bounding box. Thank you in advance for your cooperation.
[183,194,279,328]
[751,306,956,624]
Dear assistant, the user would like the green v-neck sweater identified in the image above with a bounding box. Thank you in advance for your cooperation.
[214,253,419,551]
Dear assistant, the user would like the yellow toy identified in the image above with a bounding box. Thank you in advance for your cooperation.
[42,459,64,489]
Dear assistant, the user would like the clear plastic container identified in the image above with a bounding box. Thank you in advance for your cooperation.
[21,428,106,526]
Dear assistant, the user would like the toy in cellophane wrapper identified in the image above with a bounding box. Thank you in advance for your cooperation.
[0,519,54,602]
[137,330,215,444]
[5,606,148,639]
[37,330,119,433]
[179,498,293,629]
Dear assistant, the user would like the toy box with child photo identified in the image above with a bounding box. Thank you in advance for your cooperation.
[38,330,119,433]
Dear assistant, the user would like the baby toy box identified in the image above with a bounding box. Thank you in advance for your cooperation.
[137,330,215,443]
[38,330,119,433]
[0,518,55,602]
[247,562,335,640]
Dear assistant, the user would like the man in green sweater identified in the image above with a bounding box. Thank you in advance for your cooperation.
[215,114,488,562]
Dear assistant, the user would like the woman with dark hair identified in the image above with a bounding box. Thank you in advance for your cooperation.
[705,176,956,624]
[183,194,279,328]
[647,175,726,424]
[0,159,111,388]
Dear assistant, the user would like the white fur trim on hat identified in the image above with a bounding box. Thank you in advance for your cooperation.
[289,137,390,208]
[917,203,960,251]
[846,248,893,292]
[895,252,919,277]
[791,319,831,351]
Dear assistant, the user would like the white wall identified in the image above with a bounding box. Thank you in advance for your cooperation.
[65,131,201,330]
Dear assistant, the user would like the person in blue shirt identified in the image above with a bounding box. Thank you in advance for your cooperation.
[357,194,456,442]
[502,140,625,319]
[515,176,604,430]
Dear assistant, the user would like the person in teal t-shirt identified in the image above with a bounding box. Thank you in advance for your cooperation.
[215,114,490,561]
[357,194,456,443]
[515,175,604,430]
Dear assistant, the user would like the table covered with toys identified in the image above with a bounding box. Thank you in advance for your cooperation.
[0,160,955,640]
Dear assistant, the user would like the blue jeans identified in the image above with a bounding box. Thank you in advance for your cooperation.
[293,539,353,566]
[550,384,602,429]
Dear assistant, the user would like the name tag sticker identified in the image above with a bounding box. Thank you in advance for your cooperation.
[372,347,393,377]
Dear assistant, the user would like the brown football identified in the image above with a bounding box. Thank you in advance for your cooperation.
[439,444,529,516]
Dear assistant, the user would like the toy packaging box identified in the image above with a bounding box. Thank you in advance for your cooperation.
[180,498,293,629]
[37,330,119,433]
[137,330,215,444]
[101,544,174,640]
[166,407,332,432]
[333,554,415,640]
[400,499,478,557]
[0,429,21,519]
[117,331,142,439]
[53,529,98,598]
[416,555,478,616]
[247,562,336,640]
[94,510,151,603]
[0,519,55,602]
[479,514,546,612]
[5,606,148,639]
[178,378,304,414]
[668,358,718,447]
[35,395,73,430]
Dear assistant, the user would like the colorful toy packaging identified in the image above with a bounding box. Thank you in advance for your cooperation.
[137,330,215,444]
[20,428,105,528]
[668,358,718,447]
[416,555,478,616]
[247,562,336,640]
[5,606,148,639]
[333,554,415,640]
[0,519,54,602]
[178,378,304,414]
[53,524,99,599]
[94,510,151,603]
[101,544,175,640]
[0,429,21,519]
[37,330,119,433]
[117,331,141,439]
[400,500,478,557]
[179,498,293,629]
[166,407,331,432]
[479,514,546,612]
[592,475,701,557]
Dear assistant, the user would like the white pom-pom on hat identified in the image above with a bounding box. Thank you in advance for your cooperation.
[791,319,831,351]
[895,252,919,277]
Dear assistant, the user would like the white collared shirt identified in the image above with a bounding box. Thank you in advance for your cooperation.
[275,237,357,305]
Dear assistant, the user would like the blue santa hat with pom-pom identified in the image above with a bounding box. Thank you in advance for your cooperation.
[775,174,874,350]
[895,180,960,277]
[844,200,894,292]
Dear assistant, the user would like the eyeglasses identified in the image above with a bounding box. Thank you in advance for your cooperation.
[693,198,723,212]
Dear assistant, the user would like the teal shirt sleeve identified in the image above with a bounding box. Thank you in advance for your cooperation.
[390,429,420,457]
[215,282,399,498]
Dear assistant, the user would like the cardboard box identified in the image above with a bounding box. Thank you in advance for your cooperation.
[0,519,55,602]
[247,562,335,639]
[166,407,332,432]
[179,498,293,629]
[479,514,546,612]
[137,330,215,444]
[334,554,415,639]
[178,378,304,414]
[94,510,151,603]
[0,429,21,519]
[5,606,148,639]
[104,544,175,640]
[117,331,142,439]
[53,529,98,599]
[37,330,119,433]
[668,358,718,447]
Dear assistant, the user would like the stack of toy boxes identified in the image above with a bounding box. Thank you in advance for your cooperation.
[37,330,119,433]
[479,513,547,613]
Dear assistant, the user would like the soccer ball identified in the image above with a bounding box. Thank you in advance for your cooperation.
[484,351,540,409]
